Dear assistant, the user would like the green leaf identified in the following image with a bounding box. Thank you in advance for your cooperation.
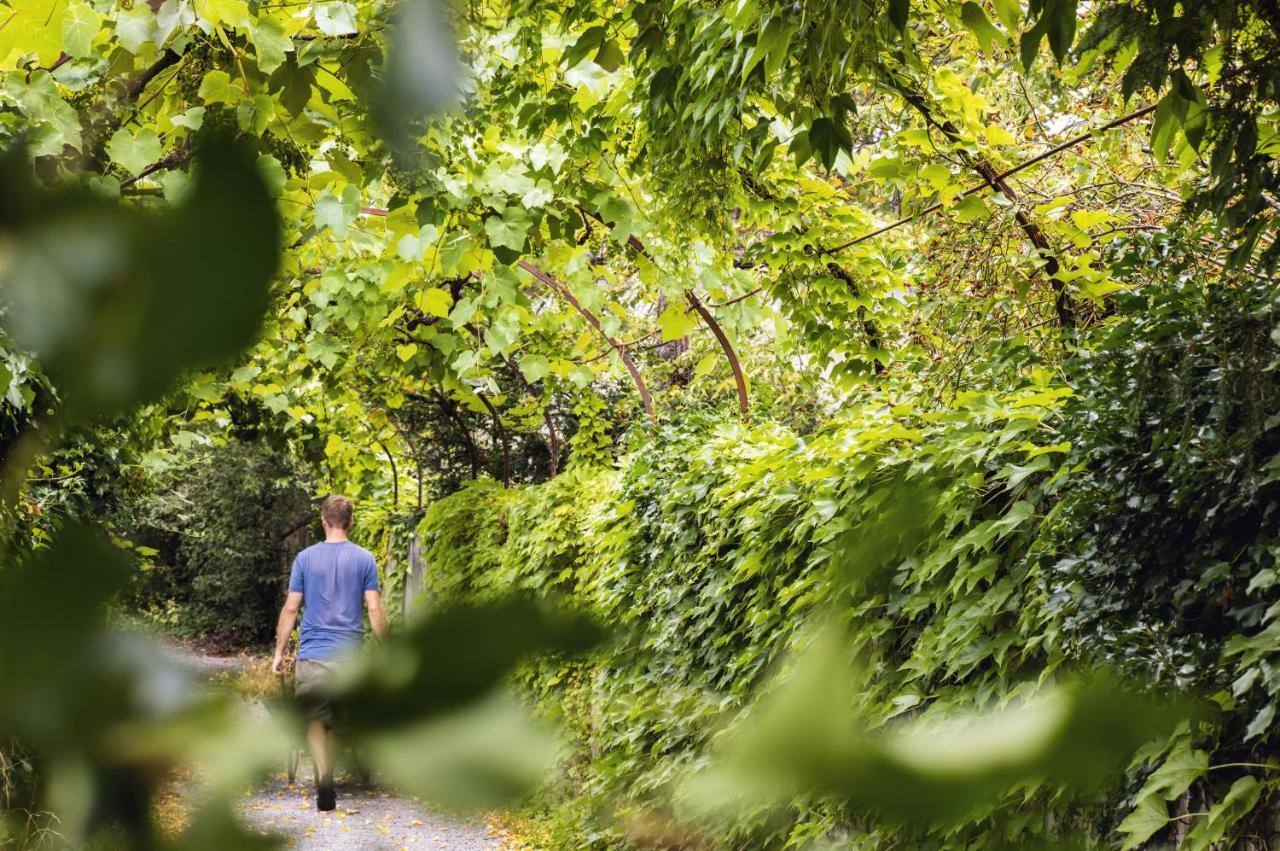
[1019,17,1047,70]
[960,3,1006,53]
[953,194,991,222]
[1150,92,1178,163]
[161,170,191,204]
[449,296,478,328]
[992,0,1022,29]
[106,127,163,177]
[1044,0,1078,63]
[250,17,292,74]
[1146,739,1209,799]
[1117,793,1169,850]
[0,1,70,67]
[1070,209,1112,229]
[1184,776,1262,850]
[314,1,358,36]
[171,106,206,131]
[888,0,909,33]
[61,1,98,59]
[115,5,158,54]
[868,156,903,180]
[314,186,359,234]
[919,162,953,191]
[255,153,286,198]
[1245,702,1275,741]
[200,0,252,28]
[519,355,550,383]
[563,26,605,69]
[236,94,275,134]
[484,211,531,252]
[594,39,625,72]
[198,69,241,104]
[810,117,842,172]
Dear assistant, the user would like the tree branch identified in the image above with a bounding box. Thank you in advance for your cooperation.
[124,49,181,102]
[578,205,750,415]
[820,102,1157,265]
[685,290,749,414]
[517,260,656,423]
[475,392,512,488]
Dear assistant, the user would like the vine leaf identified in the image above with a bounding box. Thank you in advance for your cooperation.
[960,2,1006,53]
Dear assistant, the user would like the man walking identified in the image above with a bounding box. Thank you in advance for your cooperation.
[272,494,387,811]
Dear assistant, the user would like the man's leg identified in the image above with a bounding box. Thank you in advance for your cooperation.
[325,728,338,780]
[308,718,337,810]
[306,720,330,780]
[295,661,338,811]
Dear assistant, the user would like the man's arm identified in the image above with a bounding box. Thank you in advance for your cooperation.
[364,590,388,642]
[272,591,303,674]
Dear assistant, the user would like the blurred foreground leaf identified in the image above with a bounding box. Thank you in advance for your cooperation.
[361,694,559,810]
[373,0,462,159]
[0,523,130,716]
[334,596,605,727]
[164,803,281,851]
[832,473,948,583]
[326,596,604,807]
[0,523,291,848]
[0,133,279,421]
[681,624,1192,828]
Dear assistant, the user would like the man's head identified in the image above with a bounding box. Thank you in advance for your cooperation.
[321,495,354,531]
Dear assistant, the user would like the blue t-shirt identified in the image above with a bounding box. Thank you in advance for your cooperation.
[288,541,380,661]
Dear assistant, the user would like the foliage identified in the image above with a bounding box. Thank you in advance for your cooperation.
[413,267,1280,846]
[1045,259,1280,847]
[415,383,1123,847]
[126,439,314,644]
[4,0,1280,848]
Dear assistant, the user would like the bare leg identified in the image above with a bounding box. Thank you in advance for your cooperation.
[325,729,338,781]
[306,720,329,781]
[308,720,338,811]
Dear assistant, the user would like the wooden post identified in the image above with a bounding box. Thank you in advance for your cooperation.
[404,536,425,618]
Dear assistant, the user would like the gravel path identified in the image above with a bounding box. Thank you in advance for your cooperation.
[164,641,508,850]
[235,759,504,850]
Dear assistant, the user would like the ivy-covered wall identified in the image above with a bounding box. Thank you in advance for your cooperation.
[416,380,1084,847]
[411,279,1280,850]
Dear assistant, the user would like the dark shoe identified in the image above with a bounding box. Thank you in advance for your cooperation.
[316,778,336,811]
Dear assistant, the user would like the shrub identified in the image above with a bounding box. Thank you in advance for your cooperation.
[127,440,314,644]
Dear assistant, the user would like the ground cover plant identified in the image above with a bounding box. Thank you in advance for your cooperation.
[2,0,1280,848]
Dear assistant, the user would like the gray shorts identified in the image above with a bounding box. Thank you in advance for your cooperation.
[294,659,338,727]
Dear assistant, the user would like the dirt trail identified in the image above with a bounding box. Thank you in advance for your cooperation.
[168,644,509,850]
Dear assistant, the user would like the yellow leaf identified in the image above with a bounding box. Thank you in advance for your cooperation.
[0,1,68,68]
[417,287,452,318]
[984,123,1018,146]
[198,0,253,28]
